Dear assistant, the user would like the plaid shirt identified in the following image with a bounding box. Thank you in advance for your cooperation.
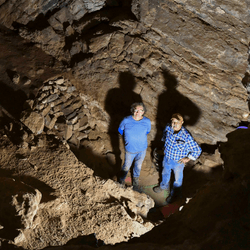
[162,124,201,161]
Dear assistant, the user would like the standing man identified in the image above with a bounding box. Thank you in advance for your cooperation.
[118,102,151,191]
[153,113,201,203]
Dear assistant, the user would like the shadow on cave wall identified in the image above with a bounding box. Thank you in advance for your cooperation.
[70,144,116,180]
[152,69,201,149]
[100,69,202,179]
[71,71,143,180]
[104,71,143,175]
[242,72,250,110]
[0,81,27,120]
[219,128,250,180]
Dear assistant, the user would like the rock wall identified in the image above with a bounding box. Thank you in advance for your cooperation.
[1,2,250,249]
[0,0,249,145]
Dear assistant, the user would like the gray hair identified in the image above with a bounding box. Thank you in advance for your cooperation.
[130,102,147,115]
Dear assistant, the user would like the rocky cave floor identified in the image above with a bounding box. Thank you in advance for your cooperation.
[1,25,250,250]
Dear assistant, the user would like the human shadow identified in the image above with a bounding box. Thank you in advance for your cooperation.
[0,81,27,120]
[219,128,250,180]
[62,233,104,248]
[241,72,250,110]
[153,69,201,148]
[70,144,115,180]
[104,71,142,175]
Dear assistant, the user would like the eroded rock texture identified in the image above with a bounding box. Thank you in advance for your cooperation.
[0,127,154,249]
[19,75,125,179]
[0,0,249,145]
[0,178,41,240]
[0,1,250,249]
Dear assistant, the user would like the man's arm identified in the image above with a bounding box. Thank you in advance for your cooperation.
[118,127,123,135]
[118,118,126,136]
[146,119,151,135]
[178,157,191,164]
[161,124,170,141]
[178,133,201,164]
[186,134,202,160]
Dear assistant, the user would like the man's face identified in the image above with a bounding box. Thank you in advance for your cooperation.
[133,105,144,120]
[171,118,183,132]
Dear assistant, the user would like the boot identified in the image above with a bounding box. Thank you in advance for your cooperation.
[153,184,170,193]
[166,186,182,204]
[166,194,175,204]
[153,186,163,193]
[132,177,141,192]
[118,170,128,185]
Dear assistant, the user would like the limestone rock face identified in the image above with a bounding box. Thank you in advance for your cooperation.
[0,0,249,145]
[0,0,106,28]
[0,2,250,247]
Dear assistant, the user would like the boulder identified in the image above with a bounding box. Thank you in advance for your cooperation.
[20,111,44,135]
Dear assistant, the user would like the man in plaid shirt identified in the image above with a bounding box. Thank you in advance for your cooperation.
[153,113,201,203]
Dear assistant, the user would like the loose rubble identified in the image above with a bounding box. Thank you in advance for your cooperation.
[0,125,155,249]
[21,77,92,148]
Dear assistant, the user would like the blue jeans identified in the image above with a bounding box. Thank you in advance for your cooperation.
[120,150,147,181]
[160,156,185,190]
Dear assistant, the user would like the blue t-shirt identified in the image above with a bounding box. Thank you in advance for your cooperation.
[118,116,151,153]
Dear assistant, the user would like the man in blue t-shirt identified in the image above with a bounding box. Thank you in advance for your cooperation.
[118,102,151,191]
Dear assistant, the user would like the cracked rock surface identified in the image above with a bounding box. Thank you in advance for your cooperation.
[0,1,250,250]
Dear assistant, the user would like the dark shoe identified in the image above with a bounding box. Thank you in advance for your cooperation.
[133,177,139,185]
[166,195,175,204]
[166,187,182,204]
[132,177,141,192]
[153,186,163,193]
[119,179,125,185]
[118,170,128,184]
[133,185,142,192]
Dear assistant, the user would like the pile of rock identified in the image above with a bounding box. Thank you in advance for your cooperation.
[20,77,90,148]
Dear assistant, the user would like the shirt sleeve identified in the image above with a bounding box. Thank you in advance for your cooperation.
[146,119,151,134]
[161,125,170,141]
[118,127,123,135]
[118,118,126,135]
[186,134,202,160]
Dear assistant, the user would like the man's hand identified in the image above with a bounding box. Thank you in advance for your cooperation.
[178,157,190,164]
